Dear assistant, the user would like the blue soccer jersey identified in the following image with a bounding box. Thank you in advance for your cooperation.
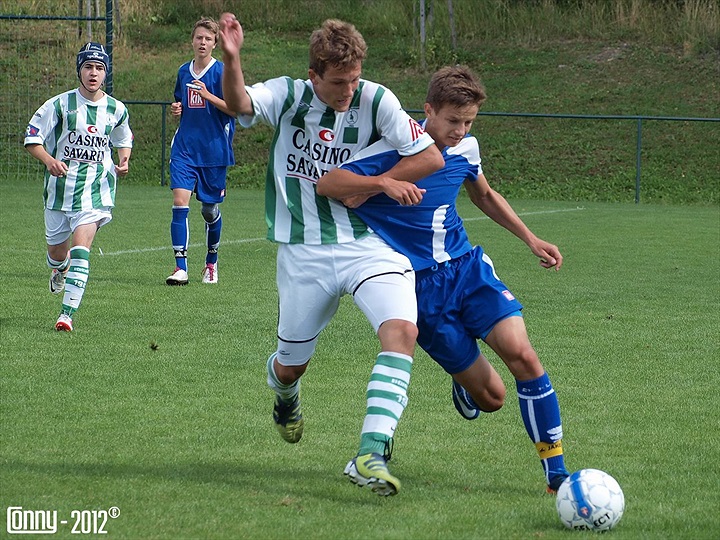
[341,128,523,374]
[342,128,479,271]
[170,58,235,167]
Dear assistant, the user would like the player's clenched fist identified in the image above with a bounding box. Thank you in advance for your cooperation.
[380,177,426,206]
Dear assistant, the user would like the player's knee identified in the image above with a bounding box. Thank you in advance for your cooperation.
[488,383,507,410]
[201,203,220,223]
[505,346,544,379]
[378,319,417,354]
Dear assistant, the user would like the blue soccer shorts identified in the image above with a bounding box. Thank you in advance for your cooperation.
[415,246,523,374]
[169,159,227,203]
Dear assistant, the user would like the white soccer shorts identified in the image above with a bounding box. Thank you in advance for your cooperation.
[275,233,417,366]
[44,207,112,245]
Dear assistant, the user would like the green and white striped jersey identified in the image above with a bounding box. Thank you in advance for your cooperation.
[239,76,434,244]
[25,89,133,212]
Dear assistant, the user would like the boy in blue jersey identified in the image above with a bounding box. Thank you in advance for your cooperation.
[166,17,236,286]
[317,65,570,493]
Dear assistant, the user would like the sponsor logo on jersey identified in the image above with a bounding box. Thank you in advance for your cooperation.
[318,129,334,142]
[286,128,353,182]
[346,109,358,125]
[87,125,98,134]
[26,124,40,137]
[187,87,205,108]
[502,289,516,301]
[64,130,109,163]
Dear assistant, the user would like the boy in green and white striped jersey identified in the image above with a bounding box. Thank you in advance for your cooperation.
[220,13,444,496]
[24,42,133,332]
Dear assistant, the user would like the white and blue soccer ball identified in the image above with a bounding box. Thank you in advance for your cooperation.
[556,469,625,531]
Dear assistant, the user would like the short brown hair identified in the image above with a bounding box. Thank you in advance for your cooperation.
[309,19,367,77]
[426,65,487,110]
[192,17,219,44]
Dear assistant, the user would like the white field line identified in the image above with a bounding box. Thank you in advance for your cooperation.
[26,207,585,257]
[462,206,585,222]
[99,236,266,256]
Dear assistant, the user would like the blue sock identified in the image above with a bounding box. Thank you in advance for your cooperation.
[205,212,221,265]
[171,206,189,271]
[516,372,569,485]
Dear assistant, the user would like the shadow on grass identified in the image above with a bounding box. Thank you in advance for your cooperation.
[1,458,405,506]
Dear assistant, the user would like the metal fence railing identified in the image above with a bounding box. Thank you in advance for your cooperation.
[137,103,719,203]
[465,111,720,204]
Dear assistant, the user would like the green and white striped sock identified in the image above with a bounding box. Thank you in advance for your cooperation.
[266,354,300,401]
[47,253,70,272]
[61,247,90,316]
[359,352,412,456]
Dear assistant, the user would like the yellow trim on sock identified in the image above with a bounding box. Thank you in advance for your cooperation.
[535,440,563,459]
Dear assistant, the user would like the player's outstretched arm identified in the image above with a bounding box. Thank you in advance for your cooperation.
[465,173,563,270]
[219,12,252,116]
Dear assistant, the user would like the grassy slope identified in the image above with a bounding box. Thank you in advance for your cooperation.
[113,19,719,204]
[2,1,718,203]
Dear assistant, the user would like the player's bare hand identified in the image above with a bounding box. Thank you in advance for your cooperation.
[219,13,244,56]
[47,158,68,177]
[381,177,426,206]
[115,155,130,176]
[170,101,182,116]
[341,193,373,208]
[531,239,563,271]
[191,80,210,99]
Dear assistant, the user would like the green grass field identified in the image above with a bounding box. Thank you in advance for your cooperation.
[1,178,718,539]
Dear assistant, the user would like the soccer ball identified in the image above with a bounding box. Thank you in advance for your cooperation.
[556,469,625,531]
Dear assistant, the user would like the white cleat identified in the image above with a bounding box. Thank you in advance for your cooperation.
[166,267,189,286]
[55,313,73,332]
[201,263,218,284]
[49,269,67,294]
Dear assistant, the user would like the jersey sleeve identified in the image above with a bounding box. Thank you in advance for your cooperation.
[238,76,291,128]
[109,104,134,148]
[374,86,435,157]
[24,97,59,147]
